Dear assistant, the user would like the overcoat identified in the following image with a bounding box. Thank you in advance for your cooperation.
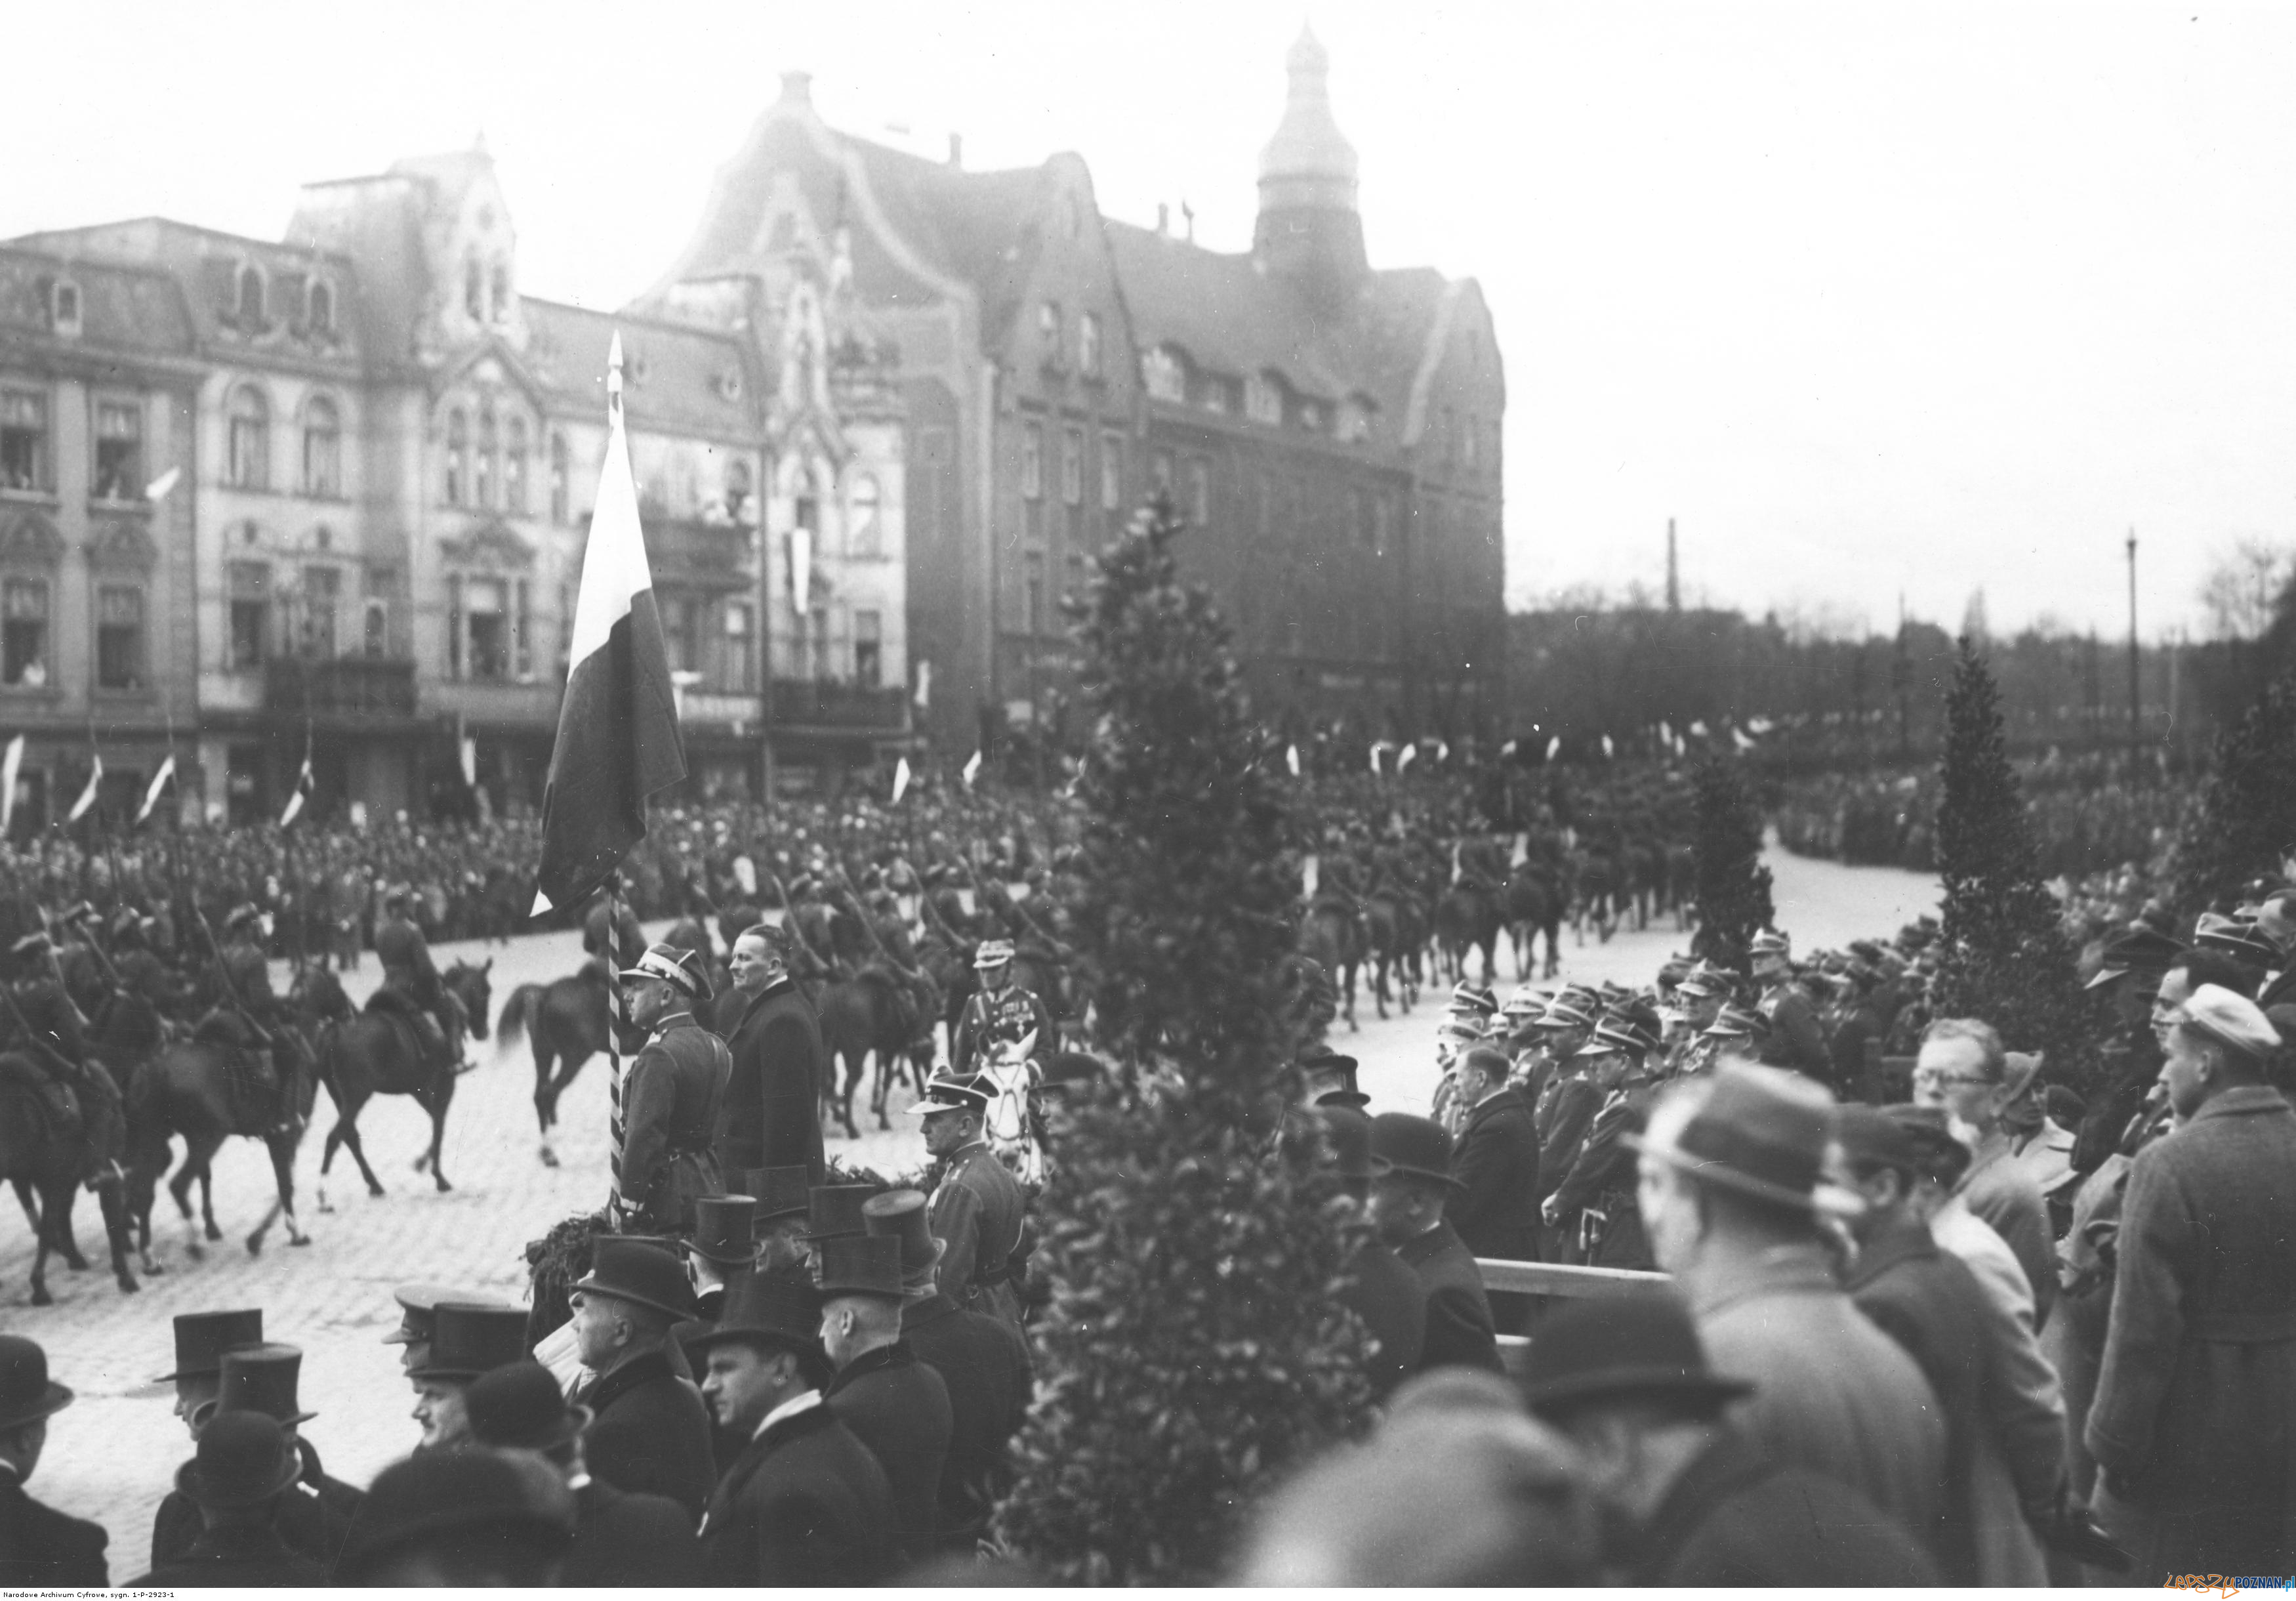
[824,1341,953,1567]
[580,1346,718,1521]
[929,1141,1027,1327]
[0,1474,106,1588]
[132,1522,325,1588]
[714,976,827,1182]
[1395,1220,1502,1374]
[697,1396,895,1587]
[564,1476,703,1585]
[901,1293,1033,1550]
[619,1012,730,1234]
[1446,1085,1539,1260]
[1338,1238,1427,1400]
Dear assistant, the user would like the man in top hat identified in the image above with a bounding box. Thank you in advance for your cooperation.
[1633,1064,1946,1546]
[1749,930,1832,1085]
[615,942,733,1235]
[869,1188,1032,1553]
[154,1341,361,1571]
[0,1335,105,1588]
[2089,985,2296,1581]
[1543,1013,1665,1270]
[335,1449,576,1586]
[381,1282,487,1376]
[742,1165,816,1273]
[1445,1046,1539,1270]
[1520,1292,1938,1586]
[693,1269,896,1586]
[157,1307,262,1438]
[408,1304,533,1455]
[567,1236,716,1519]
[714,924,827,1184]
[911,1071,1027,1331]
[371,883,465,1073]
[1320,1108,1427,1402]
[1299,1047,1368,1110]
[1367,1112,1501,1375]
[465,1362,702,1588]
[134,1411,325,1588]
[817,1232,954,1568]
[951,938,1056,1079]
[682,1194,760,1324]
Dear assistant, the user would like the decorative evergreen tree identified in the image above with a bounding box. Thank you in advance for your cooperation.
[1691,753,1774,971]
[993,498,1370,1585]
[1932,638,2097,1080]
[2171,674,2296,915]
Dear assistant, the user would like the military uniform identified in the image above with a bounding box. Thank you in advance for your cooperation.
[619,1010,732,1234]
[928,1140,1027,1330]
[371,907,459,1070]
[951,982,1055,1078]
[1755,980,1832,1085]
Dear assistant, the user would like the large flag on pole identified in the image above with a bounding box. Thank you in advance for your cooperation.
[66,756,101,823]
[0,736,21,835]
[531,333,686,918]
[135,753,174,825]
[279,753,314,828]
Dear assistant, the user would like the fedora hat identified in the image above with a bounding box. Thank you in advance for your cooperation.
[815,1232,906,1300]
[174,1409,303,1511]
[616,942,712,1002]
[862,1189,945,1299]
[571,1237,697,1323]
[336,1451,576,1582]
[799,1184,878,1242]
[410,1304,531,1381]
[206,1343,316,1428]
[1518,1291,1751,1417]
[1628,1064,1855,1215]
[1367,1113,1462,1188]
[2085,924,2183,989]
[691,1268,827,1363]
[464,1361,591,1454]
[685,1196,763,1266]
[157,1308,263,1382]
[2194,913,2279,970]
[0,1337,73,1434]
[739,1166,812,1230]
[382,1284,482,1348]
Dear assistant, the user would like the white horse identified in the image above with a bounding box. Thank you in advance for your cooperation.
[978,1028,1044,1186]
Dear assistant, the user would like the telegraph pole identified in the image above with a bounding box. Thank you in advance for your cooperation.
[2126,530,2141,749]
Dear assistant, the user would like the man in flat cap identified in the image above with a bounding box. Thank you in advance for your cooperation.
[2089,985,2296,1581]
[615,942,733,1234]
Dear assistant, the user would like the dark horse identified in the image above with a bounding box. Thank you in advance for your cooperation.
[1300,898,1364,1032]
[0,1055,138,1305]
[1433,883,1501,986]
[128,1023,318,1259]
[1363,890,1425,1020]
[498,972,642,1166]
[817,964,939,1138]
[313,961,493,1209]
[1502,862,1564,980]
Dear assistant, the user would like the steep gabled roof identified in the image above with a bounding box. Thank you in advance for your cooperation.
[0,245,196,358]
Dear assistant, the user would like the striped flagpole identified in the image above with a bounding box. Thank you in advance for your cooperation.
[605,889,626,1218]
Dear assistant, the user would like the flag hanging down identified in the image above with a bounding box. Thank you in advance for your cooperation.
[66,757,101,823]
[1368,741,1384,776]
[891,756,911,805]
[531,333,686,917]
[0,736,21,835]
[136,753,175,825]
[962,749,983,789]
[912,659,932,711]
[1286,743,1300,778]
[279,753,314,828]
[1397,743,1418,774]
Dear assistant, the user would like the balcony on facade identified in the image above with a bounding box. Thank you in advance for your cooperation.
[768,678,909,732]
[263,655,417,719]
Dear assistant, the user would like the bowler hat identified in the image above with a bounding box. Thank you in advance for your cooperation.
[617,942,712,1002]
[382,1283,483,1347]
[685,1196,762,1266]
[174,1410,302,1511]
[0,1336,73,1433]
[740,1166,812,1229]
[1368,1113,1462,1188]
[410,1304,531,1381]
[1628,1064,1854,1215]
[690,1268,827,1363]
[336,1451,575,1581]
[1300,1047,1368,1108]
[815,1232,905,1300]
[571,1237,697,1322]
[464,1361,591,1454]
[799,1184,877,1242]
[157,1308,263,1382]
[207,1342,316,1427]
[1319,1106,1376,1182]
[862,1189,945,1297]
[1518,1291,1750,1416]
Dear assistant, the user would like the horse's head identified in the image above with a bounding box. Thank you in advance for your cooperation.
[446,959,494,1041]
[289,965,354,1024]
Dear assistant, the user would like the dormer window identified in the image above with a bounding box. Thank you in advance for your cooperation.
[1337,397,1372,444]
[1143,346,1185,404]
[489,261,510,324]
[236,266,265,328]
[1200,378,1229,415]
[1078,312,1101,379]
[308,280,333,336]
[464,259,483,321]
[50,281,80,337]
[1244,373,1282,426]
[1038,301,1065,370]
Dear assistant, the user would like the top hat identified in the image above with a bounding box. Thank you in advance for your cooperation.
[464,1361,591,1454]
[685,1196,762,1266]
[1300,1047,1368,1108]
[382,1284,482,1348]
[1038,1052,1105,1097]
[410,1304,532,1382]
[157,1308,263,1382]
[973,939,1016,969]
[0,1336,74,1434]
[207,1343,316,1427]
[815,1233,907,1300]
[616,942,712,1002]
[1319,1106,1376,1182]
[1367,1113,1462,1188]
[1517,1291,1751,1417]
[905,1073,991,1117]
[1628,1064,1854,1215]
[2085,925,2184,989]
[174,1409,304,1511]
[862,1190,946,1299]
[798,1184,877,1242]
[336,1451,576,1581]
[571,1237,698,1323]
[690,1268,827,1363]
[739,1167,813,1230]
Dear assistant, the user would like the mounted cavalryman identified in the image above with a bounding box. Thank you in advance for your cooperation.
[371,886,465,1075]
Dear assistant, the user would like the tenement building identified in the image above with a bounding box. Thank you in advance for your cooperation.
[649,27,1504,755]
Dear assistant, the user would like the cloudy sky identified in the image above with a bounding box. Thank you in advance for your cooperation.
[10,1,2293,640]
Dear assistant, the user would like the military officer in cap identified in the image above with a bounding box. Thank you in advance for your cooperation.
[1543,1013,1666,1268]
[909,1072,1027,1331]
[382,1282,488,1377]
[951,940,1056,1079]
[0,1335,106,1588]
[0,921,115,1154]
[615,943,733,1234]
[1750,930,1832,1085]
[372,884,465,1073]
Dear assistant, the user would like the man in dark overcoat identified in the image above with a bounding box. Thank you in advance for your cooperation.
[817,1234,953,1568]
[713,925,826,1183]
[1367,1113,1501,1375]
[615,944,731,1234]
[134,1412,326,1588]
[1322,1108,1427,1400]
[0,1336,106,1588]
[1445,1046,1539,1262]
[567,1238,716,1520]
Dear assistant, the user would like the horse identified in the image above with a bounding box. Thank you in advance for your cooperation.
[1432,883,1501,986]
[1300,898,1364,1032]
[0,1055,138,1305]
[1571,850,1620,945]
[977,1029,1044,1186]
[1502,863,1564,980]
[497,972,642,1166]
[312,961,491,1209]
[817,963,940,1138]
[127,1022,318,1258]
[1362,892,1424,1020]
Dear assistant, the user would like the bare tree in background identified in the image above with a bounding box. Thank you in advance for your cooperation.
[2198,537,2296,641]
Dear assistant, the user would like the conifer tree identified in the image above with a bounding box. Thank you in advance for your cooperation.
[1691,753,1774,970]
[993,498,1369,1584]
[2171,675,2296,915]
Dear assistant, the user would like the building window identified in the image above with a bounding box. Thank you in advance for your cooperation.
[726,459,752,521]
[51,281,80,335]
[476,410,497,510]
[504,419,527,513]
[237,266,265,327]
[1188,458,1210,526]
[1338,398,1370,444]
[1038,301,1063,369]
[1078,312,1101,378]
[1153,450,1174,494]
[1021,423,1042,501]
[1099,431,1122,511]
[1,579,48,688]
[809,605,830,680]
[297,566,338,659]
[549,432,569,523]
[1143,346,1185,403]
[228,561,268,669]
[464,258,484,321]
[489,261,510,323]
[93,402,142,501]
[302,396,341,498]
[724,600,754,690]
[1201,377,1230,415]
[0,390,48,491]
[1061,427,1083,507]
[853,609,881,688]
[363,597,388,657]
[1023,552,1045,636]
[794,483,819,535]
[848,473,881,556]
[514,578,533,679]
[227,386,269,489]
[457,576,510,681]
[663,594,699,675]
[1245,373,1282,425]
[308,280,333,335]
[445,409,468,506]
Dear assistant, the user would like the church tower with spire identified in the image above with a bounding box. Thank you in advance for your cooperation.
[1253,24,1368,315]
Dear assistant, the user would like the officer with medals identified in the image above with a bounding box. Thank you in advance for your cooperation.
[950,940,1055,1079]
[614,944,733,1235]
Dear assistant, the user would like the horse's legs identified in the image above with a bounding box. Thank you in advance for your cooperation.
[420,1083,453,1193]
[870,1049,893,1133]
[838,1050,863,1141]
[533,1047,562,1166]
[27,1180,55,1306]
[96,1183,138,1295]
[249,1133,308,1255]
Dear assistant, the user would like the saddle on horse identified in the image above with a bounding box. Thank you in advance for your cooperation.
[192,1007,285,1130]
[365,988,462,1075]
[0,1052,82,1143]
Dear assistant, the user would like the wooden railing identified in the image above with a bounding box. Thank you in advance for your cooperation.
[1477,1257,1671,1378]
